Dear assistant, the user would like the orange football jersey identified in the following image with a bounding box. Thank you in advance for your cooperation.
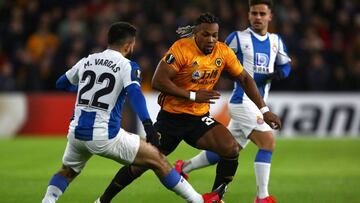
[158,37,244,116]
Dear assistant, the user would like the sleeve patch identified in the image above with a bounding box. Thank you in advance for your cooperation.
[131,69,141,82]
[165,53,176,64]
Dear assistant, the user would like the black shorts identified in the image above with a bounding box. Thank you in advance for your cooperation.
[154,110,220,154]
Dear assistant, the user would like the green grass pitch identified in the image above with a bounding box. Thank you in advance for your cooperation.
[1,137,360,203]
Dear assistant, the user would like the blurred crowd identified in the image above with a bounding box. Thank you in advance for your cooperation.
[0,0,359,92]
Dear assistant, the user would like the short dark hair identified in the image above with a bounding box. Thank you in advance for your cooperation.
[108,22,137,46]
[249,0,273,9]
[194,12,220,26]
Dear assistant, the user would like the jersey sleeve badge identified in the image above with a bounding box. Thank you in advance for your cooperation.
[165,53,176,64]
[272,43,278,53]
[131,69,141,82]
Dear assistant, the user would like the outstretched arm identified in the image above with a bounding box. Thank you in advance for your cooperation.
[237,70,266,108]
[125,83,160,147]
[56,74,78,92]
[237,70,282,129]
[125,83,153,122]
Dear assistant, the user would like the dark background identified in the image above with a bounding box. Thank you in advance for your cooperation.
[0,0,359,93]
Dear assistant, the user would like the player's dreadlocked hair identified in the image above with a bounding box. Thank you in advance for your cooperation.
[249,0,273,9]
[176,12,220,38]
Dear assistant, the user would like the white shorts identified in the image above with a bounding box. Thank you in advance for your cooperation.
[227,101,272,148]
[62,128,140,173]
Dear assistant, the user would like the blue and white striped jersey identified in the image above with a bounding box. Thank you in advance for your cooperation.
[225,28,291,104]
[65,49,142,141]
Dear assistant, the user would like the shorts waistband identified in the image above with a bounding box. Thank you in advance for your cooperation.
[158,110,209,120]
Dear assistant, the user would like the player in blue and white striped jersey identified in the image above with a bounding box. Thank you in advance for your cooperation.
[176,1,291,203]
[41,22,224,203]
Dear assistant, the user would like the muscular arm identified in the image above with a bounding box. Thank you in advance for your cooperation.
[152,60,220,103]
[152,60,190,99]
[237,70,282,129]
[236,70,266,109]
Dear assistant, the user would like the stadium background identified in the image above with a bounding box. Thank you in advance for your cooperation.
[0,0,359,203]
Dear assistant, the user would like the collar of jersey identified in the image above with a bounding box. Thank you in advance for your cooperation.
[247,27,269,41]
[105,48,124,58]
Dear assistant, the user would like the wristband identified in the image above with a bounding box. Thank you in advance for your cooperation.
[142,119,153,126]
[189,91,196,101]
[260,106,270,114]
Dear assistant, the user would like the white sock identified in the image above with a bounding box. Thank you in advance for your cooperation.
[172,176,204,203]
[254,162,271,199]
[42,185,63,203]
[183,151,211,173]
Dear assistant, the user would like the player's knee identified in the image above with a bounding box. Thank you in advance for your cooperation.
[268,139,276,151]
[58,165,78,182]
[258,136,276,151]
[129,165,147,177]
[154,153,169,170]
[230,142,240,157]
[221,141,240,158]
[146,150,169,171]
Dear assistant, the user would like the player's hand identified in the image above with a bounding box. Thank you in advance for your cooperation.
[267,69,285,80]
[142,120,161,147]
[192,89,220,104]
[263,111,282,130]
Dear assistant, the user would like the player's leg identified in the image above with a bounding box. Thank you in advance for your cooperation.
[228,102,276,202]
[177,117,250,179]
[178,114,254,178]
[98,124,183,203]
[42,165,78,203]
[134,140,205,203]
[193,123,241,191]
[178,150,220,177]
[249,130,276,202]
[98,129,224,203]
[42,138,91,203]
[141,146,227,203]
[98,165,144,203]
[156,112,240,192]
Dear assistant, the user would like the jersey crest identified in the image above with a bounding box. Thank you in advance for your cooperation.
[215,58,222,67]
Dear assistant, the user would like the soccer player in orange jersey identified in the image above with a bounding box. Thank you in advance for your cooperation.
[96,13,281,203]
[176,1,291,202]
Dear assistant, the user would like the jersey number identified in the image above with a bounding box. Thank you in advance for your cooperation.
[78,70,115,110]
[201,116,215,126]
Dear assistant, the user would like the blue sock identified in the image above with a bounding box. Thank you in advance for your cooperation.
[205,150,220,164]
[255,149,272,163]
[160,169,181,189]
[49,174,69,192]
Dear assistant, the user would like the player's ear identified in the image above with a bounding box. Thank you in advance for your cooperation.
[123,39,135,53]
[123,42,130,53]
